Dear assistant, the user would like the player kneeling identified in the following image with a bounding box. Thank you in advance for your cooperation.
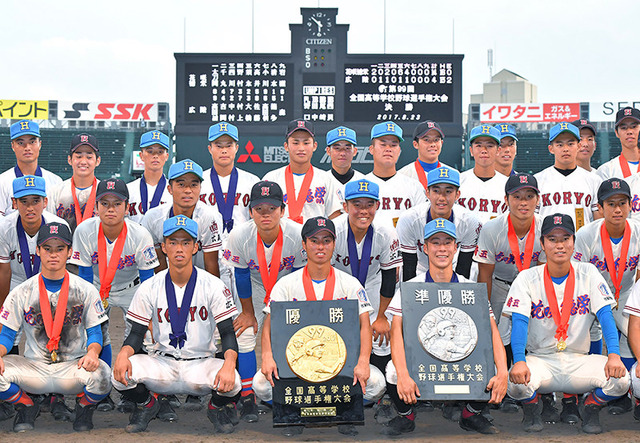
[112,215,241,433]
[505,213,629,434]
[0,222,111,432]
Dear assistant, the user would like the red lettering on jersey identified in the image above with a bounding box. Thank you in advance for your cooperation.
[490,200,501,213]
[563,191,571,204]
[541,193,551,206]
[157,308,163,323]
[189,306,197,322]
[404,199,412,210]
[467,198,477,210]
[382,197,390,210]
[128,202,138,216]
[585,195,592,206]
[242,194,250,207]
[457,197,466,208]
[574,192,584,204]
[393,197,402,210]
[199,306,208,321]
[553,192,561,205]
[199,193,206,203]
[479,199,488,212]
[234,193,241,205]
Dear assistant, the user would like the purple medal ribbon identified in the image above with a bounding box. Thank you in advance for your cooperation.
[426,208,455,223]
[165,266,198,349]
[140,174,167,214]
[14,165,42,178]
[16,216,44,278]
[210,167,238,233]
[425,270,459,283]
[346,224,374,287]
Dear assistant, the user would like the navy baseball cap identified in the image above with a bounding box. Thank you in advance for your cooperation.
[549,122,579,142]
[326,126,357,146]
[427,166,460,188]
[495,123,519,142]
[505,173,539,195]
[598,178,631,203]
[615,107,640,128]
[250,181,284,208]
[572,119,597,137]
[413,120,444,140]
[286,119,315,139]
[302,216,336,240]
[541,213,575,237]
[163,215,198,239]
[168,159,203,181]
[140,130,170,150]
[12,175,46,199]
[371,121,404,142]
[424,218,456,240]
[344,179,379,201]
[469,125,501,144]
[10,121,40,140]
[70,133,99,153]
[37,222,72,246]
[96,178,129,201]
[208,122,239,142]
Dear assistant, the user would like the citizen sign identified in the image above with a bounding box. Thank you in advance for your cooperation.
[58,102,158,121]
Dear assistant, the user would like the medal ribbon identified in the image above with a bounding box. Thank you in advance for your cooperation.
[284,165,314,224]
[71,177,97,226]
[506,214,536,272]
[542,264,575,343]
[165,266,198,349]
[302,266,336,301]
[257,228,284,305]
[210,167,238,233]
[140,174,167,214]
[413,160,440,190]
[14,165,42,178]
[16,216,44,278]
[618,154,640,178]
[600,221,631,302]
[346,224,374,286]
[97,221,128,301]
[38,272,70,353]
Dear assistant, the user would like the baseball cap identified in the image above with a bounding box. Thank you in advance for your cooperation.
[371,121,404,142]
[541,213,575,237]
[505,173,539,195]
[208,122,239,142]
[326,126,357,146]
[495,123,519,142]
[549,122,579,143]
[70,133,99,153]
[168,159,204,181]
[424,218,456,240]
[140,130,170,150]
[250,181,284,208]
[163,215,198,239]
[286,119,315,139]
[344,179,379,201]
[302,216,336,240]
[12,175,47,199]
[571,119,597,137]
[597,178,631,203]
[96,178,129,201]
[615,107,640,128]
[413,120,444,140]
[10,120,40,140]
[469,125,501,144]
[37,222,72,246]
[427,167,460,188]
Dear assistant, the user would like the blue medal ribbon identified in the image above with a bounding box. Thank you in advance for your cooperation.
[165,267,198,349]
[426,208,455,223]
[16,216,44,278]
[425,270,459,283]
[346,224,374,287]
[210,167,238,233]
[140,174,167,214]
[14,165,42,178]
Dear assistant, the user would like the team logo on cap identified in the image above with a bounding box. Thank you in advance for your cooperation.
[106,181,115,189]
[20,121,30,130]
[427,122,435,128]
[386,123,395,132]
[261,186,270,196]
[219,123,228,132]
[24,177,35,187]
[183,161,193,170]
[317,218,326,227]
[612,180,621,189]
[519,175,528,184]
[152,132,161,140]
[481,125,490,134]
[358,181,369,192]
[80,135,89,143]
[580,119,587,125]
[553,216,563,225]
[559,123,568,130]
[50,225,59,234]
[338,128,346,136]
[439,168,449,178]
[625,109,632,116]
[297,121,306,128]
[176,216,187,226]
[500,124,509,132]
[435,219,446,228]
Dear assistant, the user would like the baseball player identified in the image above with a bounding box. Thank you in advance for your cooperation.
[253,216,385,437]
[573,178,640,416]
[596,107,640,180]
[572,119,598,174]
[494,124,518,177]
[0,222,110,432]
[623,275,640,420]
[504,213,629,434]
[457,125,508,224]
[222,181,306,422]
[112,215,242,434]
[125,130,172,223]
[397,166,481,281]
[0,121,62,216]
[47,133,101,233]
[534,122,602,231]
[324,126,364,206]
[397,120,454,190]
[381,219,507,435]
[364,122,427,230]
[262,119,341,223]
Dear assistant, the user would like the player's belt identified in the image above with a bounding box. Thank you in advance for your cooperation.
[111,277,142,294]
[494,277,513,286]
[154,351,210,361]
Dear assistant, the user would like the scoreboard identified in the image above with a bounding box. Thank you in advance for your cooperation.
[175,8,463,176]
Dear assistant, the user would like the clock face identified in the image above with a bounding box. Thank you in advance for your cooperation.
[306,11,333,37]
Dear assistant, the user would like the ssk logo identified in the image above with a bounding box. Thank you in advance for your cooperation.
[59,102,158,121]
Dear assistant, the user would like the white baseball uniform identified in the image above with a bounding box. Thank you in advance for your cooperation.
[622,282,640,395]
[0,167,62,216]
[397,161,455,187]
[125,176,173,223]
[596,155,640,181]
[624,173,640,219]
[457,170,508,224]
[47,178,100,233]
[329,168,365,207]
[363,172,427,229]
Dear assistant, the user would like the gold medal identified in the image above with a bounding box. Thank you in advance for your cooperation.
[102,298,109,309]
[50,349,58,362]
[286,325,347,383]
[556,339,566,352]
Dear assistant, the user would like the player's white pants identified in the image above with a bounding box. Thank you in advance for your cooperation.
[252,364,386,403]
[370,311,391,357]
[111,353,241,397]
[507,352,630,400]
[492,278,512,345]
[0,355,111,396]
[630,362,640,398]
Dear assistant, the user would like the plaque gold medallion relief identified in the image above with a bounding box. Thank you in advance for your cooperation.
[286,325,347,383]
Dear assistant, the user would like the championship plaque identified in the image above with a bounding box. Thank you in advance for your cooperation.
[270,300,363,427]
[401,282,494,401]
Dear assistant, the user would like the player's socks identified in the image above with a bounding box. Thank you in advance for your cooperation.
[523,392,539,404]
[0,384,34,406]
[237,351,257,397]
[99,343,112,366]
[563,393,578,400]
[79,388,108,406]
[386,383,412,414]
[462,403,481,419]
[585,388,617,406]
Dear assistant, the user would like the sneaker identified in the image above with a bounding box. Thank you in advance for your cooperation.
[338,424,358,435]
[0,402,15,421]
[560,396,580,424]
[96,395,115,412]
[481,404,494,423]
[223,402,239,426]
[380,414,415,436]
[206,405,235,434]
[500,397,519,413]
[257,401,271,414]
[184,394,204,411]
[13,403,40,432]
[51,394,74,422]
[581,404,602,434]
[540,393,560,424]
[239,394,259,423]
[166,394,181,409]
[460,411,499,434]
[608,394,632,415]
[281,425,304,437]
[374,394,395,424]
[73,402,96,432]
[442,402,462,422]
[116,395,136,413]
[125,397,161,433]
[157,395,178,422]
[521,400,543,432]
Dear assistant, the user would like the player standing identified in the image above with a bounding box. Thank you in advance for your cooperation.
[572,119,598,173]
[324,126,364,204]
[596,107,640,180]
[494,124,518,176]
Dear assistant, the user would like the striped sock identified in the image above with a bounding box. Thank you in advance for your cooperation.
[238,351,257,397]
[523,393,539,404]
[0,384,33,406]
[79,388,108,406]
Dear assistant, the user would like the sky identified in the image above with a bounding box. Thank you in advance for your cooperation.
[2,0,637,120]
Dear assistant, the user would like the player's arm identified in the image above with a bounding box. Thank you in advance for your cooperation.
[113,321,147,385]
[0,324,17,374]
[509,312,531,385]
[204,251,220,277]
[486,316,508,404]
[328,210,341,220]
[477,263,495,300]
[77,324,102,372]
[354,311,372,392]
[214,317,239,393]
[401,252,418,281]
[596,304,627,379]
[592,208,603,220]
[233,267,258,337]
[372,269,395,346]
[260,313,279,386]
[389,315,420,403]
[0,262,11,307]
[628,314,640,379]
[154,247,168,272]
[454,251,474,279]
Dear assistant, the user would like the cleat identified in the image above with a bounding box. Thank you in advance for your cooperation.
[460,412,499,434]
[380,414,415,436]
[116,395,136,413]
[96,395,115,412]
[51,394,74,422]
[73,402,96,432]
[207,405,235,434]
[183,394,204,411]
[257,401,271,414]
[442,402,462,422]
[338,424,358,435]
[521,400,544,432]
[157,395,178,422]
[608,394,632,415]
[0,402,16,421]
[374,394,395,424]
[238,394,259,423]
[166,394,181,409]
[223,402,239,426]
[540,393,560,424]
[13,403,40,432]
[414,400,434,412]
[281,425,304,437]
[560,396,580,424]
[37,394,51,413]
[581,404,602,434]
[125,397,160,433]
[500,397,519,413]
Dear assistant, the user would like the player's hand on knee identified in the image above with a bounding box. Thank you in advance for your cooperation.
[372,317,390,347]
[113,354,132,386]
[233,312,258,337]
[214,366,236,393]
[605,354,627,379]
[509,361,530,385]
[397,374,420,404]
[78,349,100,372]
[353,361,370,395]
[486,372,508,404]
[261,355,279,387]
